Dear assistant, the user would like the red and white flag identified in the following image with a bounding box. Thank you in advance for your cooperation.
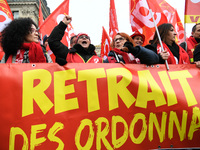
[157,0,185,43]
[0,0,13,59]
[38,0,44,28]
[185,0,200,23]
[39,0,75,47]
[101,26,111,57]
[130,0,184,44]
[109,0,119,39]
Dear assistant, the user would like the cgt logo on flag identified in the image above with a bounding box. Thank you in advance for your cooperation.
[0,9,12,32]
[0,0,13,32]
[191,0,200,3]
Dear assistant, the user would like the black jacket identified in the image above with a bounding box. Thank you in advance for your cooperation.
[194,44,200,62]
[48,21,100,65]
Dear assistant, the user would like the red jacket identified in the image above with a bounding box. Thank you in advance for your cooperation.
[67,52,103,63]
[186,36,198,63]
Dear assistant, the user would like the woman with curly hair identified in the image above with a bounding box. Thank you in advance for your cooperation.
[1,17,50,63]
[107,32,159,64]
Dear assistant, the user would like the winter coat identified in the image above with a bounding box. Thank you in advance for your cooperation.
[145,42,190,64]
[194,44,200,62]
[107,45,159,65]
[48,21,104,65]
[180,36,200,63]
[1,44,52,63]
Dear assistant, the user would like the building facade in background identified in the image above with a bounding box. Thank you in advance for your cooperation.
[7,0,50,25]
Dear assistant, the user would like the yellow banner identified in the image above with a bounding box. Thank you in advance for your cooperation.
[185,15,200,23]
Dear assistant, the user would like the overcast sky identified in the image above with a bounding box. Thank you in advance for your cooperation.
[46,0,194,45]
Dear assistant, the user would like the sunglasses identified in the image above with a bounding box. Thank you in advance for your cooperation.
[30,28,39,34]
[79,35,90,39]
[114,37,125,42]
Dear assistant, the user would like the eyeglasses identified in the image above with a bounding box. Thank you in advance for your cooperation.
[114,37,125,42]
[30,28,39,34]
[79,35,90,39]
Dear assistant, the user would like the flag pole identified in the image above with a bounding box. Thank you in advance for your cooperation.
[184,0,187,49]
[149,9,169,71]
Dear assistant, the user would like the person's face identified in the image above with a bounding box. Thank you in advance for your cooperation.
[77,35,90,49]
[24,24,39,43]
[132,35,143,46]
[165,26,177,45]
[44,40,48,47]
[114,34,127,49]
[192,24,200,39]
[70,36,77,48]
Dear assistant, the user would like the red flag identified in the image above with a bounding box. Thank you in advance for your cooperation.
[38,0,44,28]
[39,0,75,47]
[101,27,111,57]
[156,0,185,43]
[173,10,185,44]
[0,0,13,60]
[130,0,184,45]
[109,0,119,39]
[185,0,200,23]
[0,0,13,32]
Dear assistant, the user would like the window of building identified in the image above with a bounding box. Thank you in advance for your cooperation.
[12,11,19,19]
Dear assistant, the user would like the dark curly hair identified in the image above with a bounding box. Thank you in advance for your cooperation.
[1,18,37,55]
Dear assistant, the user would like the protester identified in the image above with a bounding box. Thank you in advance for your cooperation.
[130,31,145,46]
[145,23,190,64]
[43,34,48,48]
[70,35,77,48]
[107,32,159,64]
[1,18,49,63]
[41,34,53,63]
[180,23,200,63]
[48,15,105,65]
[193,44,200,68]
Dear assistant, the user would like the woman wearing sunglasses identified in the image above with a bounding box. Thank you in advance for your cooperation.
[48,15,105,65]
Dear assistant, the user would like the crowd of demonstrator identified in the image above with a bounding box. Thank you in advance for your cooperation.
[1,15,200,68]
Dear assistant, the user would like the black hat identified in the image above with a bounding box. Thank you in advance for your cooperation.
[43,34,48,44]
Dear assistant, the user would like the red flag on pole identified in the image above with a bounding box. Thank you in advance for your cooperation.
[101,26,111,57]
[39,0,75,47]
[109,0,119,39]
[38,0,44,28]
[130,0,184,44]
[156,0,185,43]
[0,0,13,60]
[185,0,200,23]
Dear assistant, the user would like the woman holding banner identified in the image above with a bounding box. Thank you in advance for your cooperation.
[107,32,159,64]
[48,15,105,65]
[145,23,190,64]
[1,18,51,63]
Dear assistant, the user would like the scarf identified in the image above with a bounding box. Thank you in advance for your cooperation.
[112,48,139,64]
[6,42,46,63]
[157,42,190,64]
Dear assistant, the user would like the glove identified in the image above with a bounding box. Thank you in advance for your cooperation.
[123,41,139,55]
[56,57,67,66]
